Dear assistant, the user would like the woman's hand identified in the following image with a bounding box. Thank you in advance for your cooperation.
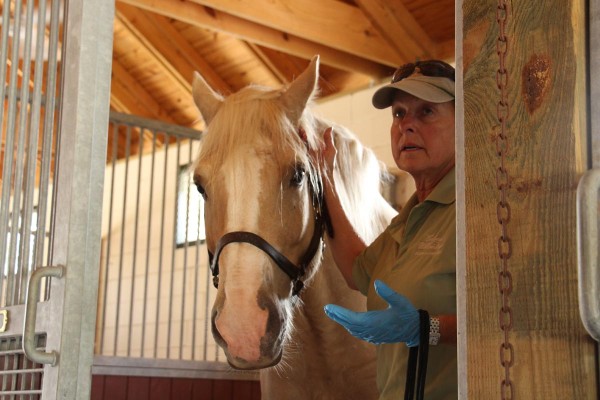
[311,126,365,289]
[324,280,420,346]
[310,126,337,185]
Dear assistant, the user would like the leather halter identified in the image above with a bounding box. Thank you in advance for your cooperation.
[208,178,328,297]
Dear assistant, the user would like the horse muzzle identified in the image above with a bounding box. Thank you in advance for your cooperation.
[211,291,287,370]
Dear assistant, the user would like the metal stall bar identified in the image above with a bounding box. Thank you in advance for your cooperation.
[113,124,131,355]
[0,0,61,307]
[20,0,50,307]
[98,123,119,355]
[154,131,169,359]
[1,0,23,308]
[190,142,203,360]
[36,0,63,283]
[166,137,180,359]
[126,126,144,357]
[13,0,36,308]
[178,143,192,360]
[0,0,64,397]
[140,130,158,358]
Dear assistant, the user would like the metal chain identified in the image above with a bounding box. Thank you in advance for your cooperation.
[495,1,514,399]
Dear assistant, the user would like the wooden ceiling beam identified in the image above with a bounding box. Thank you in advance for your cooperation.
[117,0,395,77]
[353,0,439,61]
[187,0,405,66]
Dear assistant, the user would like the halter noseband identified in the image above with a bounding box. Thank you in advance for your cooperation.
[208,179,327,297]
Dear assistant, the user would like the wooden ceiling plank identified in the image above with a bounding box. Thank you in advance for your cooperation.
[117,3,232,95]
[117,0,396,76]
[109,89,132,115]
[245,43,288,85]
[353,0,439,61]
[115,11,192,95]
[111,58,178,124]
[114,11,204,128]
[111,75,154,119]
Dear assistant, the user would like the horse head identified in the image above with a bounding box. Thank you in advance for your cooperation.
[192,56,326,369]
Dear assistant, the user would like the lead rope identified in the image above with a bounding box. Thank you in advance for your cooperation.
[403,310,430,400]
[495,1,515,399]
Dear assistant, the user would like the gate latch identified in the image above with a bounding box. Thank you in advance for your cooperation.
[0,310,8,333]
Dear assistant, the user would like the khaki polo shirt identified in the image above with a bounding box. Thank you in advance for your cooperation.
[353,168,457,400]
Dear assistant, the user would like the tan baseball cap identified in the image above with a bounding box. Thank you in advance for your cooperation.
[372,74,455,109]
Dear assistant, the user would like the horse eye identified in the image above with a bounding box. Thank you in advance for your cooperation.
[193,174,208,200]
[196,184,207,200]
[291,165,306,187]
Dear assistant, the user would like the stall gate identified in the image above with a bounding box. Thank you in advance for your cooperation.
[1,0,114,399]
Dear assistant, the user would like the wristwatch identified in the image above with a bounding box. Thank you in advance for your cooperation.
[429,316,441,345]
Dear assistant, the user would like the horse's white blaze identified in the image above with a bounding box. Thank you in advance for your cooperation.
[214,153,271,362]
[215,247,268,361]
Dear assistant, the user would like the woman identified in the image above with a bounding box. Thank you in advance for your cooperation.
[320,60,457,399]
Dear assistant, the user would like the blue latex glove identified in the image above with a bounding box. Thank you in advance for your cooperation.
[324,280,420,346]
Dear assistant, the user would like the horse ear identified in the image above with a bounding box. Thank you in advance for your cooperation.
[281,55,320,124]
[192,71,224,126]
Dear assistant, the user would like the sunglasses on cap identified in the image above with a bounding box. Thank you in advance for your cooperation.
[391,60,455,84]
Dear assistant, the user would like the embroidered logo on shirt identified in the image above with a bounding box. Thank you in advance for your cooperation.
[415,234,444,255]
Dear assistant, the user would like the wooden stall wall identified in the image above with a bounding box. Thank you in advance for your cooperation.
[461,0,596,398]
[91,375,261,400]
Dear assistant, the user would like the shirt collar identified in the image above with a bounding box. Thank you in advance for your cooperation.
[390,167,456,227]
[424,166,455,205]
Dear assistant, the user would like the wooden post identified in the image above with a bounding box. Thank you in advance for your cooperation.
[459,0,596,397]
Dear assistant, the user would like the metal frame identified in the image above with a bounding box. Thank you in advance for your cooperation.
[577,0,600,343]
[1,0,113,398]
[34,0,115,398]
[591,0,600,167]
[92,356,258,381]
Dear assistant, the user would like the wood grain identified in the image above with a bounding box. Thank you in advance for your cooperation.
[462,0,594,397]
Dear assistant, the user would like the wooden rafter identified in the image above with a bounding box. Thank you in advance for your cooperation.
[117,0,395,77]
[114,11,192,97]
[354,0,441,61]
[187,0,404,65]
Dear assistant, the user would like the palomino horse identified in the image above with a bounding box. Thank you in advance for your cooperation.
[191,56,397,399]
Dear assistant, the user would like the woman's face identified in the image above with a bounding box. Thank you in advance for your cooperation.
[390,91,455,183]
